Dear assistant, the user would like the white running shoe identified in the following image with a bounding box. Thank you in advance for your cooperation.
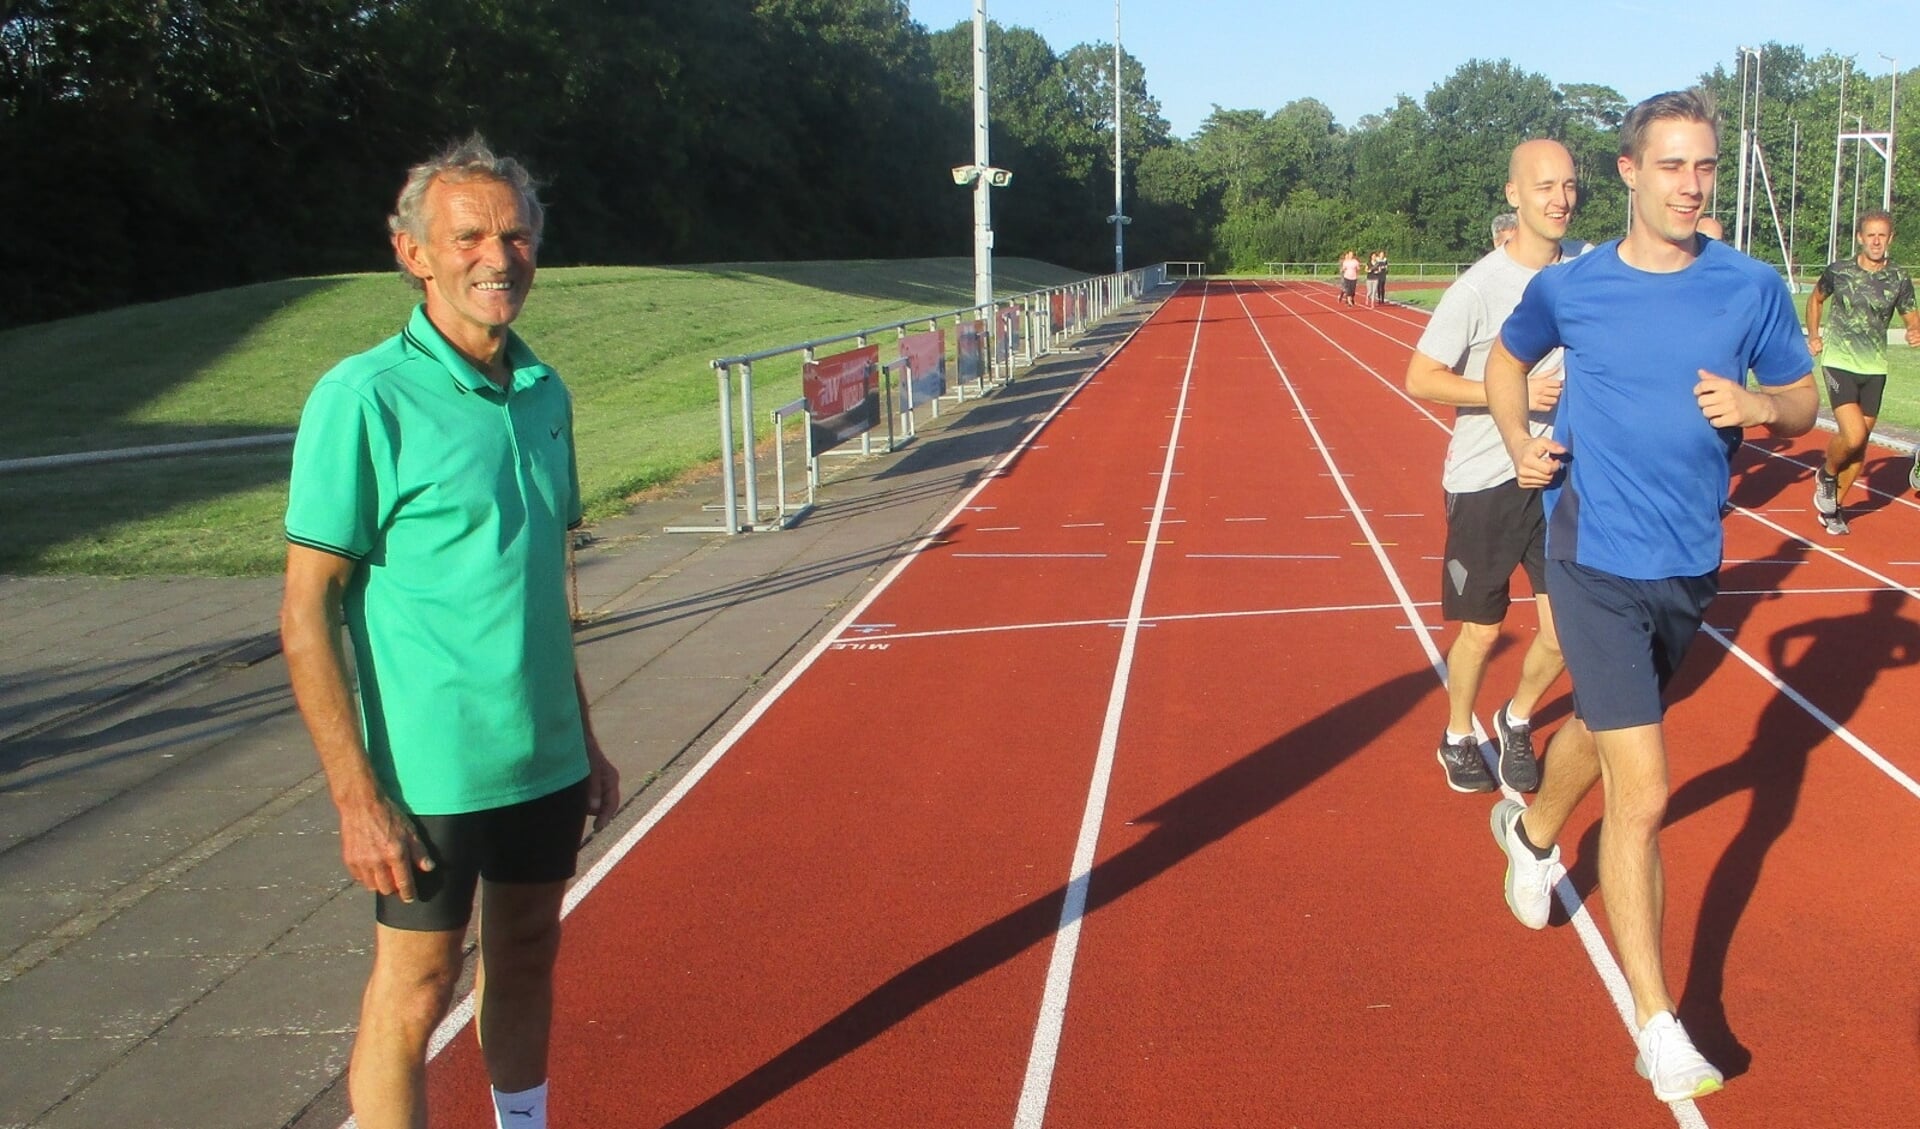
[1635,1011,1724,1103]
[1813,465,1839,515]
[1490,798,1557,929]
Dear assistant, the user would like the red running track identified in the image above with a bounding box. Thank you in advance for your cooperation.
[421,280,1920,1128]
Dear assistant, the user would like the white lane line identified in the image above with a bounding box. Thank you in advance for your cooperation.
[1012,284,1210,1129]
[1255,282,1452,432]
[1698,624,1920,799]
[1186,553,1339,560]
[388,269,1183,1100]
[1732,508,1920,600]
[1062,522,1106,528]
[979,526,1023,532]
[845,600,1426,645]
[1224,516,1267,522]
[1736,444,1920,516]
[953,553,1108,560]
[1250,281,1713,1129]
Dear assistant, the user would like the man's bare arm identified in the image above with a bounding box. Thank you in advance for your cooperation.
[1693,372,1818,438]
[281,544,429,899]
[1486,338,1566,488]
[1805,286,1826,355]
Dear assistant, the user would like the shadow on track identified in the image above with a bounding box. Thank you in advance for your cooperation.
[1670,586,1920,1076]
[661,667,1432,1126]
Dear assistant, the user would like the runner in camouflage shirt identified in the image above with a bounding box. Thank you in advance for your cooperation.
[1806,209,1920,534]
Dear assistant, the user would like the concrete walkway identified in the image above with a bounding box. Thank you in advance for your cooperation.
[0,300,1157,1129]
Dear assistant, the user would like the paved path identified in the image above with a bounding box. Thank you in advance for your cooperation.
[0,303,1154,1129]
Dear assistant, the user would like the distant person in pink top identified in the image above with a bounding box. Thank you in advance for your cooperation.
[1338,250,1361,305]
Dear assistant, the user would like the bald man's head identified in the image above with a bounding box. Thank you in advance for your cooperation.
[1504,139,1577,257]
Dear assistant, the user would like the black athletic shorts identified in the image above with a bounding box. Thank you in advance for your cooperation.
[1441,480,1547,624]
[1545,559,1716,731]
[1822,366,1885,417]
[1340,277,1358,297]
[376,776,591,932]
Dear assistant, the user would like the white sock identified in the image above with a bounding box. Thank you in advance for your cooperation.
[1505,705,1530,729]
[492,1080,548,1129]
[1444,729,1473,744]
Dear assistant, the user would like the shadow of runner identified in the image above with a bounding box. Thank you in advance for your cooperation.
[1668,587,1920,1077]
[661,667,1433,1127]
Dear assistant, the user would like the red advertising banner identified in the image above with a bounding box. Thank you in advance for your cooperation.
[803,344,879,452]
[897,330,947,407]
[1049,292,1066,332]
[956,319,986,384]
[997,305,1019,366]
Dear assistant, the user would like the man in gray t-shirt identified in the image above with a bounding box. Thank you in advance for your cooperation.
[1404,138,1587,795]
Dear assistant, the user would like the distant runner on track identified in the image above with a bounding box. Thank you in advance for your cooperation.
[1339,249,1361,305]
[1367,249,1390,307]
[1806,208,1920,535]
[1405,138,1586,795]
[1485,90,1816,1105]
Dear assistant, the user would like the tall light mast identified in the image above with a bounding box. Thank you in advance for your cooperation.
[1109,2,1128,274]
[972,0,993,308]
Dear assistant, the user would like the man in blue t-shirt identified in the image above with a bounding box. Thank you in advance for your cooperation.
[1482,91,1816,1106]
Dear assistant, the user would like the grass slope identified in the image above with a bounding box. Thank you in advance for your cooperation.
[0,258,1086,576]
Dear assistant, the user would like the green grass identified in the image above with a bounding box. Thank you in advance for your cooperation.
[0,258,1086,576]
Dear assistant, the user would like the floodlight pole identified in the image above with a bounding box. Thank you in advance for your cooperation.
[972,0,993,310]
[1111,3,1124,274]
[1829,60,1848,265]
[1880,54,1898,209]
[1734,47,1758,252]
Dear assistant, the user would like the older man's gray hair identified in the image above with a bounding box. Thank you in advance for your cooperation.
[1491,212,1519,244]
[388,134,546,285]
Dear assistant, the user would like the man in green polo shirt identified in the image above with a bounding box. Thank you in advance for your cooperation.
[1806,208,1920,535]
[281,135,618,1129]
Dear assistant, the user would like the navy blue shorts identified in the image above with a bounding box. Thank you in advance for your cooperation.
[377,776,590,932]
[1544,559,1716,731]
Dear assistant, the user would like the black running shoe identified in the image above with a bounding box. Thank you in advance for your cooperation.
[1437,734,1497,793]
[1493,703,1540,793]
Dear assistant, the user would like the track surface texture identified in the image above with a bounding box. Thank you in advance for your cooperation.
[422,281,1919,1128]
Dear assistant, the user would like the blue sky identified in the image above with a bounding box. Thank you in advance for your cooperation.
[906,1,1916,138]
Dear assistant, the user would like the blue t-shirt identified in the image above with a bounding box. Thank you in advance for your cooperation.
[1500,239,1812,580]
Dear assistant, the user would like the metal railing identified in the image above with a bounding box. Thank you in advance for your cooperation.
[1261,261,1470,280]
[674,262,1171,534]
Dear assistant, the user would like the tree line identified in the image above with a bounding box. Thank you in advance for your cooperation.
[3,2,1911,327]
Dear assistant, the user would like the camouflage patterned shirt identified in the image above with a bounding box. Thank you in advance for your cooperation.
[1814,258,1916,375]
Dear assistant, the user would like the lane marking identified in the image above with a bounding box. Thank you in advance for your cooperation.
[952,553,1108,560]
[1185,553,1338,560]
[1698,623,1920,800]
[1013,283,1210,1128]
[844,600,1431,645]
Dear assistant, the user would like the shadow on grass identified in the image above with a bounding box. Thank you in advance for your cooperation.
[0,449,293,575]
[0,277,348,458]
[0,277,353,576]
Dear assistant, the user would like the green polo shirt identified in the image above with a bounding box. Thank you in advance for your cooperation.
[286,305,587,815]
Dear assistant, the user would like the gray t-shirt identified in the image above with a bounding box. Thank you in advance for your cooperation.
[1416,240,1586,493]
